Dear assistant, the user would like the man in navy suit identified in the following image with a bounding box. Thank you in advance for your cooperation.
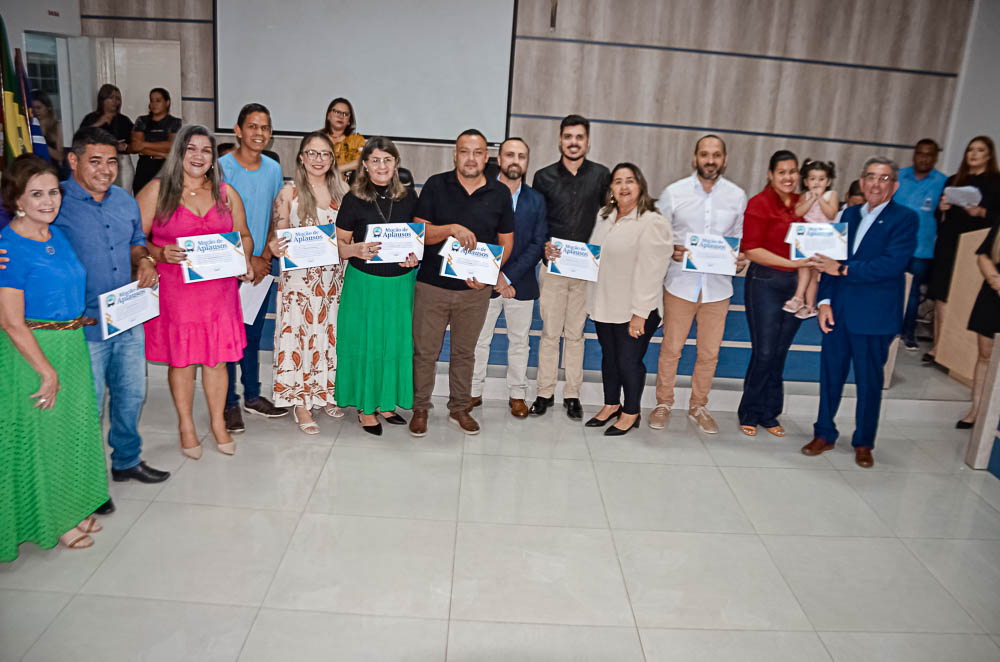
[801,156,917,467]
[469,138,548,417]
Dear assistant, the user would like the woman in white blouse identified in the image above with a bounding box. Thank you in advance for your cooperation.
[549,163,673,436]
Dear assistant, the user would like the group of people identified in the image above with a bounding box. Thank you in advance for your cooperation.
[1,97,997,561]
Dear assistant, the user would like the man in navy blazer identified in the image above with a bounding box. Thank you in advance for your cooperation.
[802,156,917,467]
[470,138,548,417]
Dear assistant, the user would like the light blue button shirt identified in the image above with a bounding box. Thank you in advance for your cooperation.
[818,199,890,308]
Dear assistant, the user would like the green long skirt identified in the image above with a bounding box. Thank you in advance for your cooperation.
[335,264,416,414]
[0,327,109,562]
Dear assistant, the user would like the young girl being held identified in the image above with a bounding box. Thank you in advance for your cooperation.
[784,159,838,318]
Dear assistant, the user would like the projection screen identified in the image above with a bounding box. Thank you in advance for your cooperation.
[215,0,517,143]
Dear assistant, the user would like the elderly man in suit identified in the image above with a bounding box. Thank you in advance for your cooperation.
[469,137,548,418]
[801,156,917,467]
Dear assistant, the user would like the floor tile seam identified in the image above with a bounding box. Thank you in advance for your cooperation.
[150,496,310,514]
[254,604,451,623]
[15,588,76,662]
[443,438,467,662]
[75,498,157,596]
[818,468,903,536]
[333,441,465,455]
[55,589,264,610]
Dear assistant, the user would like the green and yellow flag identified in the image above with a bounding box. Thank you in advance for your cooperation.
[0,14,31,169]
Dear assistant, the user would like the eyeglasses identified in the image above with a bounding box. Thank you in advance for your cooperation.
[329,109,350,118]
[302,150,333,161]
[367,156,396,165]
[863,173,893,183]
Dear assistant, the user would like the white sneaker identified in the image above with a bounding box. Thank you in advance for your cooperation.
[648,404,672,430]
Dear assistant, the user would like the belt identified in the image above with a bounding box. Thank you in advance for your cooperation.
[25,316,98,330]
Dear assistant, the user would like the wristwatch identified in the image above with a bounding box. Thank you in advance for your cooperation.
[837,263,847,276]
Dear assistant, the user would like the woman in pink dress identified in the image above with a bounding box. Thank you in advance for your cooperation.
[137,124,254,459]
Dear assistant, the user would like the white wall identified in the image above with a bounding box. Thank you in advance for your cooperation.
[943,0,1000,172]
[2,0,81,46]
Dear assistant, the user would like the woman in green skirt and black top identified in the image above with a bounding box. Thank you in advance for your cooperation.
[0,155,109,561]
[335,137,419,435]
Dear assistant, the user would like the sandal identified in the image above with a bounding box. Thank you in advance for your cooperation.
[76,516,102,534]
[324,404,345,418]
[794,305,813,320]
[782,296,804,314]
[293,407,320,435]
[740,425,758,437]
[59,529,94,550]
[765,425,786,437]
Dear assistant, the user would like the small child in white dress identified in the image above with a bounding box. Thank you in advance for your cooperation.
[785,159,838,318]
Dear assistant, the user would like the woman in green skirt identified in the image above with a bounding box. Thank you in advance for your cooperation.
[0,155,110,561]
[335,137,419,435]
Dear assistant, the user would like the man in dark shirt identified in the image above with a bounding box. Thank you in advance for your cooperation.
[410,129,515,436]
[529,114,611,419]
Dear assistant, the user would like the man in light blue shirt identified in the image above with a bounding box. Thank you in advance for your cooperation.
[893,139,947,349]
[218,103,286,432]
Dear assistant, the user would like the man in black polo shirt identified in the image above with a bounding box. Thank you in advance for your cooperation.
[530,114,611,419]
[410,129,515,436]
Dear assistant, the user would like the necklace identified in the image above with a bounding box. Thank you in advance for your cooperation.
[184,179,207,197]
[373,194,393,224]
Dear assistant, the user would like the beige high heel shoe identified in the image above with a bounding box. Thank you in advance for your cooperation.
[181,443,203,460]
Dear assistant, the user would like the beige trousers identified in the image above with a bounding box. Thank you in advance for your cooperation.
[655,289,729,408]
[535,268,589,398]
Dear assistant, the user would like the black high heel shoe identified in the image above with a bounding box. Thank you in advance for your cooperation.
[359,415,383,436]
[379,410,408,425]
[605,414,641,436]
[956,419,974,430]
[585,406,622,427]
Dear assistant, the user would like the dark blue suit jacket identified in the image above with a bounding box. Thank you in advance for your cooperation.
[818,199,917,335]
[498,183,548,301]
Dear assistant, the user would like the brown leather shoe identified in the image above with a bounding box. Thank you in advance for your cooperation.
[855,446,874,468]
[801,437,835,456]
[467,396,483,412]
[409,409,428,437]
[509,398,529,418]
[448,410,480,435]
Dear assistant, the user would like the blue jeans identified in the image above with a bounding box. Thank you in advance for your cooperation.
[738,264,804,427]
[87,326,147,470]
[226,282,269,407]
[901,257,932,342]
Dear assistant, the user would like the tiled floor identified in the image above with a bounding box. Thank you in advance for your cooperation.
[3,382,1000,661]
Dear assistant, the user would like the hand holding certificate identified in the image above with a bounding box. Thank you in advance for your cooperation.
[943,186,982,208]
[99,281,160,339]
[546,237,601,281]
[277,224,340,271]
[178,232,248,283]
[681,232,740,276]
[363,222,425,263]
[438,236,504,285]
[786,222,848,260]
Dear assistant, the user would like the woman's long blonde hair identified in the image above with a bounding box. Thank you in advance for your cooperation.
[294,132,348,221]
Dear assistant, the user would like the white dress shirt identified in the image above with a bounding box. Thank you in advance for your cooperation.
[657,173,747,303]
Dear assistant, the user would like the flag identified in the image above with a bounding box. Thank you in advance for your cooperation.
[15,48,49,162]
[0,14,31,168]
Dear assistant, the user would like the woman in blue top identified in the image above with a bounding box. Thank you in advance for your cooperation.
[0,155,110,561]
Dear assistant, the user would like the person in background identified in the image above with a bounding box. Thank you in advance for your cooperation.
[530,114,611,419]
[469,137,547,418]
[0,154,109,559]
[323,97,365,177]
[894,139,948,350]
[335,137,420,435]
[267,132,349,435]
[737,150,809,437]
[31,89,64,169]
[219,103,288,432]
[803,157,917,468]
[962,220,1000,429]
[569,162,672,436]
[840,180,864,213]
[79,84,134,190]
[130,87,181,194]
[217,142,236,158]
[785,159,837,319]
[651,135,747,433]
[137,124,254,458]
[925,136,999,365]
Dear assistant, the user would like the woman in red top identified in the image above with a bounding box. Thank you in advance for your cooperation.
[737,150,811,437]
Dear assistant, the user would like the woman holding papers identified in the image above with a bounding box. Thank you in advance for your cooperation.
[925,136,999,364]
[570,163,672,436]
[0,155,109,560]
[267,132,349,434]
[737,150,810,438]
[335,137,419,435]
[138,124,254,459]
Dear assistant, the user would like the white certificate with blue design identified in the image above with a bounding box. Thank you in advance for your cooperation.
[363,222,425,263]
[278,224,340,271]
[682,232,741,275]
[438,236,504,285]
[99,280,160,340]
[786,222,848,260]
[546,237,601,281]
[178,232,247,283]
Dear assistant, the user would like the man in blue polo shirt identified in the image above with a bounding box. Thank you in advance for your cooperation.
[893,138,947,349]
[55,127,171,512]
[218,103,287,432]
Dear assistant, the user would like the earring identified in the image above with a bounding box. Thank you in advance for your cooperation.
[16,209,26,217]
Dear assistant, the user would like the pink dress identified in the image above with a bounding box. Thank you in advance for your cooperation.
[803,190,835,223]
[144,184,247,367]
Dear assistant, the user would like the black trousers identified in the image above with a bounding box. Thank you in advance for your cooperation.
[594,309,661,415]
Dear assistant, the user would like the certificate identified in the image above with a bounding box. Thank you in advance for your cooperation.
[363,222,425,263]
[787,222,848,260]
[943,185,982,208]
[239,275,274,324]
[279,224,339,271]
[179,232,247,283]
[99,280,160,340]
[438,236,504,285]
[546,237,601,281]
[681,232,740,276]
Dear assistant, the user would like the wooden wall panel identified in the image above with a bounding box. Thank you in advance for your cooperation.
[80,0,213,20]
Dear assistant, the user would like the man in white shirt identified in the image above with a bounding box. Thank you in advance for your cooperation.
[650,135,747,433]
